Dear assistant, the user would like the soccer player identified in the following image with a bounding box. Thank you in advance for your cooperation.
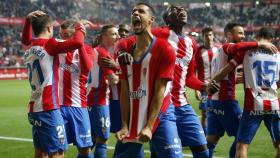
[195,27,220,134]
[22,11,85,158]
[208,27,279,158]
[58,19,94,158]
[113,3,183,158]
[87,25,119,158]
[205,23,278,158]
[150,5,211,158]
[118,24,131,38]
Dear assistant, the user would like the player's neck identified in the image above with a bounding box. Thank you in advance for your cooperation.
[100,43,113,51]
[204,43,213,49]
[169,25,184,35]
[135,30,153,50]
[36,32,50,39]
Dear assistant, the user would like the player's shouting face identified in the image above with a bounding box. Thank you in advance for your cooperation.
[166,5,187,26]
[131,4,154,35]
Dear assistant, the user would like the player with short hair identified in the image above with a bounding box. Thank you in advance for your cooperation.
[195,27,220,134]
[206,23,278,158]
[208,27,279,158]
[87,24,119,158]
[113,3,183,158]
[22,10,85,158]
[118,24,131,38]
[58,19,94,158]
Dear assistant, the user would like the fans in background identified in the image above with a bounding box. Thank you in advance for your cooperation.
[87,25,119,158]
[208,27,279,158]
[114,3,183,158]
[195,27,220,134]
[22,10,85,158]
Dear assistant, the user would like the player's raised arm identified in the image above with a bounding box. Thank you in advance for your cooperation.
[46,23,85,56]
[22,10,46,45]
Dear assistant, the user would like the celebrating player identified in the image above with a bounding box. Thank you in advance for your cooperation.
[113,3,183,158]
[22,10,85,158]
[195,27,220,134]
[208,27,279,158]
[206,23,278,158]
[87,25,119,158]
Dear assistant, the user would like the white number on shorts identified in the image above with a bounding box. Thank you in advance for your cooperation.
[100,117,110,128]
[56,125,65,138]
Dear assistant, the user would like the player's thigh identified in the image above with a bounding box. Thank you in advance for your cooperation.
[220,100,242,136]
[68,107,93,148]
[206,101,225,137]
[175,105,207,147]
[151,104,183,158]
[28,110,67,154]
[89,105,110,139]
[113,141,144,158]
[237,110,262,144]
[109,99,122,133]
[264,113,280,144]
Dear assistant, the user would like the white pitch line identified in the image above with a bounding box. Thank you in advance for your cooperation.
[0,136,223,158]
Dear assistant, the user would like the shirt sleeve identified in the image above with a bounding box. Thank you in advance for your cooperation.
[21,19,33,46]
[229,50,246,68]
[45,24,84,56]
[223,42,258,55]
[156,41,175,80]
[97,48,114,76]
[80,44,94,72]
[185,40,204,90]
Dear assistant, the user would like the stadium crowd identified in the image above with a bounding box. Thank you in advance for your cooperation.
[0,0,279,67]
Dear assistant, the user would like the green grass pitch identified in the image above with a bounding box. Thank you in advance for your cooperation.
[0,80,276,157]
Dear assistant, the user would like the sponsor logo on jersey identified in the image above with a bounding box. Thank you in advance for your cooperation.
[129,86,147,99]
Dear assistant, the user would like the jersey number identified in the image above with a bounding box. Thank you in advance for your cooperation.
[27,59,44,91]
[252,60,276,87]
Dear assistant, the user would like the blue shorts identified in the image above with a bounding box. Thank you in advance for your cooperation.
[109,99,122,133]
[207,100,242,137]
[237,110,280,144]
[60,106,93,148]
[199,91,208,111]
[113,104,183,158]
[88,105,110,139]
[175,105,207,147]
[28,109,67,153]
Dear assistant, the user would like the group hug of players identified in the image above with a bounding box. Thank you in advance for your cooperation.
[22,2,280,158]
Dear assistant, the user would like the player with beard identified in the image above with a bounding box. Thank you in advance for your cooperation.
[205,23,278,158]
[113,3,183,158]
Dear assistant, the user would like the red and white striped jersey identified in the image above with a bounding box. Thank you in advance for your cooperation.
[209,42,259,100]
[230,48,280,111]
[58,44,94,108]
[24,37,84,112]
[196,45,220,83]
[87,46,114,106]
[152,27,202,107]
[119,37,175,140]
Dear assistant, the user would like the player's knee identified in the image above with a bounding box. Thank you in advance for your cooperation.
[95,137,108,144]
[189,144,208,152]
[206,135,220,144]
[274,141,280,150]
[236,142,248,151]
[78,147,92,156]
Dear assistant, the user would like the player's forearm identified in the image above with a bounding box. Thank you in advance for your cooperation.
[22,19,32,45]
[212,64,234,83]
[225,42,258,55]
[120,80,130,128]
[146,79,167,131]
[185,74,204,90]
[108,73,119,85]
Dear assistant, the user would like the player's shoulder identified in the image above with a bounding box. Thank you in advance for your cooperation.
[153,38,175,56]
[116,35,136,52]
[152,26,170,37]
